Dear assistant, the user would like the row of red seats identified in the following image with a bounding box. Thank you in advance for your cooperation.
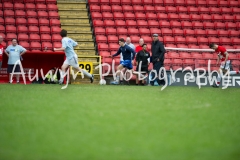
[0,33,61,42]
[0,19,60,28]
[0,3,58,11]
[94,27,240,38]
[0,26,61,34]
[92,12,240,23]
[0,0,56,3]
[90,5,240,15]
[0,10,59,18]
[88,0,240,8]
[93,20,240,30]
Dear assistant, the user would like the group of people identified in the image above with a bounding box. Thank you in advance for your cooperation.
[0,29,239,88]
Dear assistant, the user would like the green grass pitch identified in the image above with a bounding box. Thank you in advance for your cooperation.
[0,84,240,160]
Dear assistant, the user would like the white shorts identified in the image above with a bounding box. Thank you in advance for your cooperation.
[64,56,79,68]
[220,60,230,70]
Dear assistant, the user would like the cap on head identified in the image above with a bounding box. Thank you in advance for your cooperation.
[153,34,158,37]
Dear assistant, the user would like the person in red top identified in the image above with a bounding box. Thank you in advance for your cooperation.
[135,38,144,53]
[0,35,4,71]
[209,43,239,88]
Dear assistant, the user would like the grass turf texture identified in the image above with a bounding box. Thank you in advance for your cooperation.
[0,84,240,160]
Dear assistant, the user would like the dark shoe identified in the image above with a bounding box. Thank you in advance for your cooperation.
[212,83,219,88]
[90,75,94,83]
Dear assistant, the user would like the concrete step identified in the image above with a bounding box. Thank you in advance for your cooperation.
[68,33,93,41]
[57,3,87,9]
[57,1,86,4]
[58,11,88,17]
[60,18,90,25]
[74,42,95,50]
[75,50,96,56]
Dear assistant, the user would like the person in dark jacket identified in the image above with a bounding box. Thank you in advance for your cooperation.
[151,34,166,86]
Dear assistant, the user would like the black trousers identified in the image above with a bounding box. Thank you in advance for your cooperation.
[150,61,165,85]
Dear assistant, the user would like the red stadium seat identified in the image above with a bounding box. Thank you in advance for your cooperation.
[95,27,105,35]
[223,15,234,22]
[153,0,164,5]
[109,43,119,51]
[137,20,148,28]
[30,42,41,51]
[14,3,24,10]
[139,28,150,35]
[159,21,170,28]
[187,6,198,14]
[173,28,184,36]
[107,35,118,43]
[130,35,140,43]
[122,5,133,12]
[48,11,59,19]
[146,13,157,20]
[116,28,127,35]
[172,59,183,70]
[19,41,30,50]
[3,2,13,10]
[101,5,111,12]
[25,3,36,10]
[36,4,47,11]
[188,44,200,49]
[28,26,39,34]
[157,13,168,20]
[6,25,16,33]
[143,0,153,5]
[42,42,53,50]
[93,20,104,27]
[110,0,121,5]
[105,27,117,35]
[212,14,223,22]
[124,12,135,20]
[228,0,239,7]
[197,0,207,7]
[166,6,177,13]
[0,18,4,25]
[197,37,209,45]
[135,13,146,20]
[179,14,190,21]
[102,12,113,20]
[232,7,240,14]
[133,5,144,13]
[208,37,220,44]
[88,0,99,5]
[38,11,48,19]
[174,0,185,6]
[30,34,41,41]
[201,14,212,22]
[0,25,5,32]
[184,29,195,37]
[203,22,214,29]
[186,36,197,44]
[17,26,28,33]
[234,15,240,22]
[177,44,188,48]
[192,22,203,29]
[186,0,196,6]
[15,10,26,18]
[113,12,124,20]
[50,19,60,26]
[0,10,3,18]
[206,0,218,7]
[28,18,39,26]
[218,0,228,7]
[177,6,188,13]
[16,18,27,26]
[144,5,155,13]
[100,0,110,5]
[36,0,47,3]
[221,8,232,15]
[161,28,172,36]
[125,20,137,28]
[175,36,186,44]
[217,30,228,37]
[231,38,240,45]
[99,51,110,56]
[111,5,122,12]
[51,26,61,34]
[195,29,206,37]
[155,6,166,13]
[190,14,201,22]
[148,20,159,28]
[4,10,15,18]
[115,20,126,27]
[39,19,49,26]
[128,28,139,35]
[219,38,231,45]
[198,7,209,14]
[225,22,237,30]
[168,13,179,21]
[26,11,37,18]
[96,35,107,43]
[104,20,115,28]
[180,52,192,59]
[150,28,161,35]
[209,7,221,14]
[47,4,58,11]
[170,21,181,28]
[5,18,15,25]
[165,44,176,48]
[206,29,218,37]
[199,45,209,49]
[18,33,28,41]
[51,34,62,42]
[40,26,50,34]
[90,5,101,12]
[181,21,192,29]
[164,36,175,44]
[229,30,239,37]
[164,0,174,6]
[6,33,17,41]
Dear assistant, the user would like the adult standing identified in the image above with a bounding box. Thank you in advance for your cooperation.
[0,36,4,71]
[5,38,26,83]
[151,34,166,86]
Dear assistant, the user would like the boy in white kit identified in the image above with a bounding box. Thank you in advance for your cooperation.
[54,29,94,84]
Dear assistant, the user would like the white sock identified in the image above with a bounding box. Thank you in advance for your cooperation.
[229,71,240,75]
[81,69,92,78]
[60,71,65,83]
[116,76,120,82]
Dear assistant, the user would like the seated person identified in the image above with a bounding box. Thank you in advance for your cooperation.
[44,67,59,84]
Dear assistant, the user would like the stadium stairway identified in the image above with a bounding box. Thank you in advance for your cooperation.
[57,0,100,84]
